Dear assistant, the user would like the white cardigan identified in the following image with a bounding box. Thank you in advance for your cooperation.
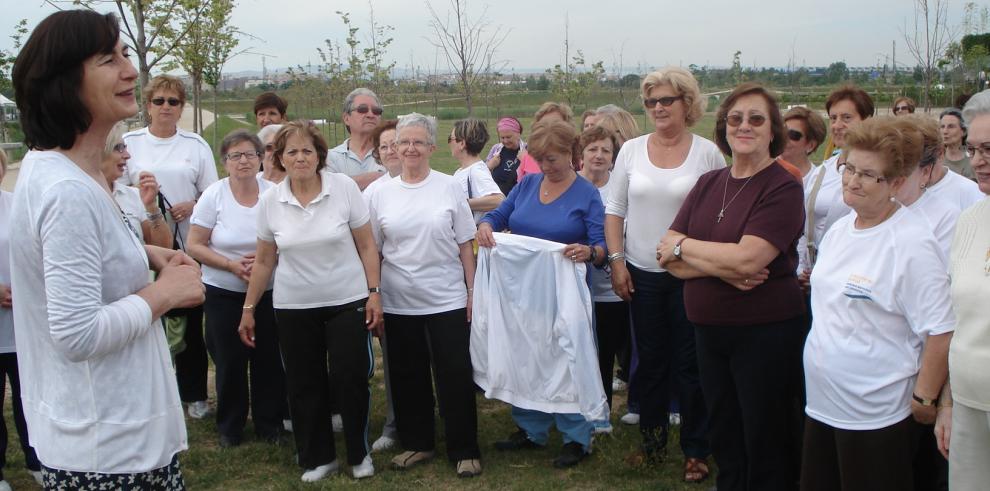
[471,233,608,421]
[10,151,186,473]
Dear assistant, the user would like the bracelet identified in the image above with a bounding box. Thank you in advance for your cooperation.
[912,393,938,407]
[146,211,164,221]
[589,246,598,264]
[607,252,625,263]
[242,304,255,311]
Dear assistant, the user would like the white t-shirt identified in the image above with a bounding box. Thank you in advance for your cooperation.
[192,177,274,293]
[121,127,219,249]
[11,150,185,472]
[257,172,370,309]
[362,172,395,206]
[605,133,726,272]
[798,155,852,273]
[926,167,985,212]
[453,160,504,224]
[113,184,147,243]
[906,191,961,261]
[369,170,476,315]
[804,207,955,430]
[589,178,621,302]
[0,191,14,354]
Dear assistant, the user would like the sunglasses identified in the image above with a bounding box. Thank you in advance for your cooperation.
[151,97,181,107]
[725,113,767,127]
[894,105,913,113]
[112,143,127,153]
[353,104,383,116]
[787,129,804,141]
[643,96,684,108]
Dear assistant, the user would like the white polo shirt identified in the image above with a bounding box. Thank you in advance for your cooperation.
[257,171,370,309]
[327,139,385,177]
[453,160,504,224]
[926,167,985,212]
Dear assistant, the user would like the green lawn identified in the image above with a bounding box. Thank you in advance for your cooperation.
[0,341,708,490]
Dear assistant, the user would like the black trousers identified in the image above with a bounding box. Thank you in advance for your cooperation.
[384,309,480,462]
[203,286,286,440]
[627,265,709,458]
[171,304,208,402]
[593,300,630,409]
[801,416,920,491]
[913,422,949,491]
[0,353,39,479]
[695,316,806,491]
[276,301,373,467]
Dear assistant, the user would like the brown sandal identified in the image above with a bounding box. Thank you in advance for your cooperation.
[684,457,710,483]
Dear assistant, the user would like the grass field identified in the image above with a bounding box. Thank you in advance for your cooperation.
[0,343,710,490]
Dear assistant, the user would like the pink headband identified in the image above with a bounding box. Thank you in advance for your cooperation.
[497,117,521,133]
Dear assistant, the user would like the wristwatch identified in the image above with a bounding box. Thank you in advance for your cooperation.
[673,237,687,260]
[912,393,938,406]
[368,287,381,294]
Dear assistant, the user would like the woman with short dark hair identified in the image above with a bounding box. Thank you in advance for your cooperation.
[10,10,204,487]
[451,118,504,223]
[186,129,286,449]
[657,82,806,489]
[239,121,384,482]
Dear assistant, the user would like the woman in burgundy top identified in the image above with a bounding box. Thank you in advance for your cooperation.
[657,83,806,491]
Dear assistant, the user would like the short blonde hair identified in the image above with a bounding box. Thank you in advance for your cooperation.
[534,102,574,123]
[841,116,924,180]
[595,107,640,144]
[143,74,186,106]
[103,121,128,159]
[641,67,704,127]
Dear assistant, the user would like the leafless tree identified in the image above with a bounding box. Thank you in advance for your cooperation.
[902,0,957,111]
[426,0,509,115]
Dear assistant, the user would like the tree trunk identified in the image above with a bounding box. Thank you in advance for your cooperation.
[213,84,219,151]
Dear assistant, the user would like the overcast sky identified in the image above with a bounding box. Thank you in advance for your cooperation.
[0,0,970,76]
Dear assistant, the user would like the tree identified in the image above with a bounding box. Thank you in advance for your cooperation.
[545,16,605,110]
[199,0,240,149]
[426,0,509,115]
[65,0,208,117]
[0,19,28,143]
[731,51,743,84]
[364,2,396,97]
[169,6,209,132]
[825,61,849,83]
[902,0,957,111]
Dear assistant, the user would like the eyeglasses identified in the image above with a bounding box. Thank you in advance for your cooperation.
[264,143,274,152]
[352,104,383,116]
[151,97,181,107]
[787,129,804,141]
[112,143,127,153]
[397,139,431,150]
[725,113,767,127]
[839,163,886,184]
[224,151,261,161]
[643,95,684,108]
[966,141,990,160]
[894,105,913,113]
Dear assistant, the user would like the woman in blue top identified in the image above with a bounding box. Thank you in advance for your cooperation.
[476,119,606,468]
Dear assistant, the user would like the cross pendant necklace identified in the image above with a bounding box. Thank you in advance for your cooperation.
[718,168,760,224]
[716,209,725,223]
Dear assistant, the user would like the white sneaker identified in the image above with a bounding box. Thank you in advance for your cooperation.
[371,434,397,452]
[29,470,43,485]
[351,455,374,479]
[593,422,613,434]
[669,412,682,426]
[612,378,628,392]
[620,412,640,425]
[283,419,293,432]
[332,414,343,433]
[301,460,339,482]
[0,479,12,491]
[187,400,209,419]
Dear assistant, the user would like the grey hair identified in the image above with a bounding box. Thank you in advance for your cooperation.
[257,123,284,143]
[961,90,990,126]
[595,104,623,115]
[342,87,381,114]
[102,121,129,159]
[220,129,263,157]
[396,112,438,145]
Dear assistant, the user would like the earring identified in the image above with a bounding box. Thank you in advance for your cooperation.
[889,195,896,202]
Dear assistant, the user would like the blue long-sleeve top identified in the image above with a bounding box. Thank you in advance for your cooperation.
[481,173,605,248]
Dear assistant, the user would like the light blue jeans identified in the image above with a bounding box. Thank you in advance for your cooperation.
[511,406,593,451]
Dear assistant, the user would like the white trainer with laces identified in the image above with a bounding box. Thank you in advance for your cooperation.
[301,460,339,482]
[187,400,209,419]
[372,434,397,452]
[620,412,640,425]
[0,479,12,491]
[351,455,374,479]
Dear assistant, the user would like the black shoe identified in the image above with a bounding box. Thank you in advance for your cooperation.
[219,434,242,448]
[256,429,282,445]
[494,429,543,451]
[553,442,588,468]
